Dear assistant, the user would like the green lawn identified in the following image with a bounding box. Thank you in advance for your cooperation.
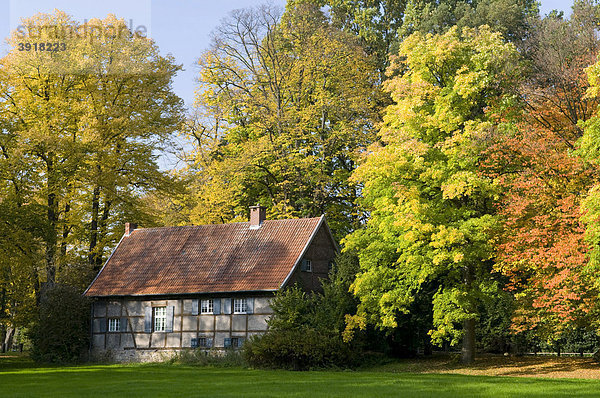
[1,355,600,397]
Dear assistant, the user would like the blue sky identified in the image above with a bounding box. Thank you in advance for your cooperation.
[0,0,574,109]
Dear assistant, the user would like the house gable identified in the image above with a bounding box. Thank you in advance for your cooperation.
[283,219,338,292]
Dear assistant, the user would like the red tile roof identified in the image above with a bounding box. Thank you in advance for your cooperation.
[84,217,324,297]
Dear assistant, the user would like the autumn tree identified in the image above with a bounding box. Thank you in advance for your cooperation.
[343,26,521,363]
[0,11,183,294]
[187,3,381,237]
[483,1,600,344]
[313,0,538,76]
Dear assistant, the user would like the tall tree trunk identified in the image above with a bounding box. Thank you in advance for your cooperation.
[0,288,4,353]
[94,198,112,271]
[462,262,475,364]
[462,318,475,364]
[3,327,14,352]
[45,154,58,287]
[59,202,71,259]
[0,325,5,353]
[88,185,100,268]
[423,333,433,356]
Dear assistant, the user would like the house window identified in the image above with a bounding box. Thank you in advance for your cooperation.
[154,307,166,332]
[201,299,213,314]
[301,259,312,272]
[108,318,120,332]
[191,337,213,348]
[233,298,247,314]
[225,337,244,348]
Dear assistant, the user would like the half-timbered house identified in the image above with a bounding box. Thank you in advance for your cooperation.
[84,206,337,362]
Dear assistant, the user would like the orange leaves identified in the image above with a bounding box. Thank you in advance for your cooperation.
[483,115,597,338]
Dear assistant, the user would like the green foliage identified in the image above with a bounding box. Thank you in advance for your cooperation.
[476,284,514,353]
[317,0,537,76]
[29,285,90,363]
[243,327,354,370]
[562,328,599,354]
[400,0,538,42]
[343,26,521,360]
[244,253,362,369]
[169,349,246,367]
[315,0,407,74]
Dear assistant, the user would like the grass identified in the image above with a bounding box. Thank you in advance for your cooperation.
[2,354,600,397]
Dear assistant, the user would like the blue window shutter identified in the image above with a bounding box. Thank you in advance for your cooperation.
[238,337,245,347]
[191,299,199,316]
[213,299,221,315]
[191,338,198,348]
[224,338,231,348]
[144,307,152,333]
[246,298,254,314]
[223,298,232,314]
[300,259,308,271]
[120,317,127,332]
[99,319,107,333]
[166,306,175,332]
[207,338,213,348]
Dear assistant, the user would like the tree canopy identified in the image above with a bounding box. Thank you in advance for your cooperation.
[186,3,382,237]
[343,26,521,363]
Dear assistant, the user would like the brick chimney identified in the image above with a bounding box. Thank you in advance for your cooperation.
[249,205,266,229]
[125,222,137,236]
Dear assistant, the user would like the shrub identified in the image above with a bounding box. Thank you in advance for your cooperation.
[170,349,247,367]
[244,252,363,370]
[29,285,90,363]
[243,327,355,370]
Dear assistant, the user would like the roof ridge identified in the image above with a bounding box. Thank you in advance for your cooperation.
[132,217,322,232]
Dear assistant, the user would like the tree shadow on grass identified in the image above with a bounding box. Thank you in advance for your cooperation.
[371,353,600,379]
[0,353,39,371]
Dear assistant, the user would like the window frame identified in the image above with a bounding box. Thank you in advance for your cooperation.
[301,258,312,272]
[108,318,120,332]
[200,299,214,314]
[153,306,167,332]
[233,298,247,314]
